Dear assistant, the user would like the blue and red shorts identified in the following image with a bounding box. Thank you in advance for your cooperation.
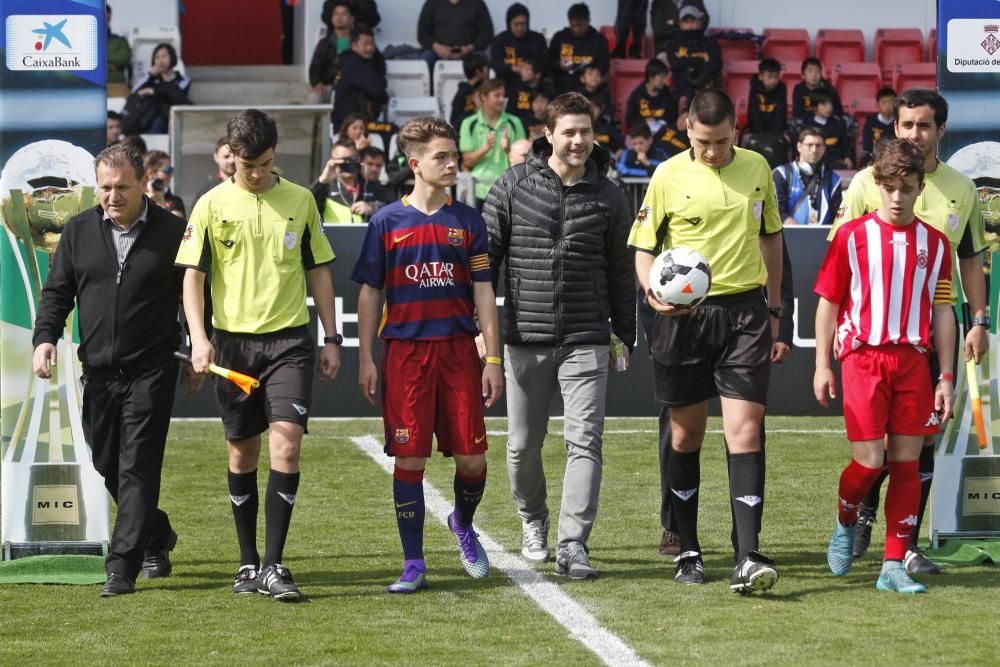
[381,336,488,458]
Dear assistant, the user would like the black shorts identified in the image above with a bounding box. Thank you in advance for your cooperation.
[212,326,316,441]
[650,289,772,407]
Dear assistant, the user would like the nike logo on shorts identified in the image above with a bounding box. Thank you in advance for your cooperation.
[474,434,486,444]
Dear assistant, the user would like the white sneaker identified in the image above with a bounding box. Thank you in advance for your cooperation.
[521,517,550,562]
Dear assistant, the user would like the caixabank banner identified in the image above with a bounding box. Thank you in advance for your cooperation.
[932,0,1000,543]
[0,0,109,558]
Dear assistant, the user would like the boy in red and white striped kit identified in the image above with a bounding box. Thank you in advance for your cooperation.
[813,139,955,594]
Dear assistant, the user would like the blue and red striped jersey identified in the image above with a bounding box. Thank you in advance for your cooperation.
[351,196,492,340]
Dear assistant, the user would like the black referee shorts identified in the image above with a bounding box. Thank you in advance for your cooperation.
[650,289,772,407]
[212,326,316,441]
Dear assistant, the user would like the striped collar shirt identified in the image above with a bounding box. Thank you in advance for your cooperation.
[102,199,149,267]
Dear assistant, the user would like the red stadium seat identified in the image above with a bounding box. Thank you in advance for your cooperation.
[831,62,882,108]
[875,28,924,84]
[735,95,748,130]
[815,29,866,72]
[893,62,936,92]
[610,58,648,130]
[600,25,617,53]
[928,27,937,62]
[722,59,761,117]
[779,62,801,113]
[762,28,810,64]
[708,27,759,62]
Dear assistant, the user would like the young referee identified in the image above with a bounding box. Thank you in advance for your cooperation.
[629,88,784,594]
[177,109,343,601]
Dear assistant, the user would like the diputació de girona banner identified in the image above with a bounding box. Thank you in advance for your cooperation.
[932,0,1000,545]
[0,0,110,558]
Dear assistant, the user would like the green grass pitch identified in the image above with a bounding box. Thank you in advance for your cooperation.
[1,416,997,665]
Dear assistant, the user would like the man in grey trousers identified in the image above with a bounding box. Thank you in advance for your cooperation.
[484,92,635,579]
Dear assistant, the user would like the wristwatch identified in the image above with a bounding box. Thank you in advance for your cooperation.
[768,306,784,319]
[971,315,991,329]
[323,333,344,345]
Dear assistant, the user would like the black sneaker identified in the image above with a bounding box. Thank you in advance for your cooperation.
[904,548,942,575]
[142,529,178,579]
[257,563,301,601]
[673,550,705,585]
[100,573,136,597]
[730,551,778,595]
[232,564,259,594]
[852,505,876,559]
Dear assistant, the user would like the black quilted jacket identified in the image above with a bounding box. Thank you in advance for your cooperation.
[484,137,636,350]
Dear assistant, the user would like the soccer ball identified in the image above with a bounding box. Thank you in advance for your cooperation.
[648,247,712,307]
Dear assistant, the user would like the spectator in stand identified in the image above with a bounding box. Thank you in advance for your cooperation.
[451,52,490,131]
[338,112,374,150]
[576,64,613,122]
[625,59,677,137]
[311,138,386,223]
[509,138,532,165]
[490,3,549,84]
[792,57,844,121]
[309,0,355,103]
[107,111,122,147]
[350,0,380,29]
[506,56,554,130]
[773,127,842,226]
[549,3,611,93]
[748,58,787,137]
[194,137,237,207]
[651,0,710,57]
[808,89,852,169]
[459,79,526,208]
[144,150,186,218]
[653,122,690,158]
[331,25,387,133]
[106,4,132,96]
[663,3,721,101]
[590,98,625,162]
[613,0,649,59]
[617,125,669,177]
[524,88,553,141]
[126,43,192,135]
[361,145,388,184]
[417,0,494,73]
[860,87,897,167]
[120,135,147,156]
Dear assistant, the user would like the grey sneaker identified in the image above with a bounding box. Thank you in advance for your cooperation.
[555,541,599,580]
[232,564,259,594]
[521,517,550,562]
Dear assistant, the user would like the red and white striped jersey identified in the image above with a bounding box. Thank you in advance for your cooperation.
[815,212,952,359]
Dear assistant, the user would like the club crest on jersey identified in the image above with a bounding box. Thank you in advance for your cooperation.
[182,224,194,245]
[394,428,410,444]
[636,205,651,224]
[447,227,464,246]
[835,204,848,221]
[916,249,928,268]
[284,230,298,250]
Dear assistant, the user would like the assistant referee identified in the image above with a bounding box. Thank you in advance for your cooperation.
[177,109,343,601]
[629,88,784,595]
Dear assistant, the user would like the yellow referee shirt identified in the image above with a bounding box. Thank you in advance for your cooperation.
[829,162,986,301]
[628,147,783,295]
[175,176,335,334]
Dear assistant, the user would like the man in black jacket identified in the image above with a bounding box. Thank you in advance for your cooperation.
[548,3,611,93]
[32,143,197,597]
[331,25,388,132]
[484,92,635,580]
[417,0,494,74]
[490,3,549,83]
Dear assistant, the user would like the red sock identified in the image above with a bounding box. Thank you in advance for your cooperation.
[837,459,883,526]
[884,459,920,561]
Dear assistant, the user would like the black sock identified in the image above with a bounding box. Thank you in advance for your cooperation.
[862,467,889,510]
[228,469,259,567]
[453,467,487,526]
[729,451,765,560]
[727,424,768,556]
[668,449,701,554]
[911,444,935,548]
[263,469,300,567]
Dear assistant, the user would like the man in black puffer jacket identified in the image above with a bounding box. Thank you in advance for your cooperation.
[484,92,635,580]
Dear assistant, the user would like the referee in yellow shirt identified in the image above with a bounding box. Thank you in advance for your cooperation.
[177,109,343,601]
[629,88,784,594]
[829,89,988,574]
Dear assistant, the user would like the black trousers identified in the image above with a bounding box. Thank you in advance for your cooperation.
[81,363,177,580]
[614,0,649,57]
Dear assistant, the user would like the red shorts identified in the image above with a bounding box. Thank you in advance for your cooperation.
[841,345,939,441]
[381,336,488,458]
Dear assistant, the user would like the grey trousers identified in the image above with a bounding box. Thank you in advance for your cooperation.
[505,343,609,549]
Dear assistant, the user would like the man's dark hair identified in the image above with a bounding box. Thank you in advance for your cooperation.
[333,137,358,152]
[568,3,590,21]
[478,78,506,97]
[95,142,145,181]
[811,88,832,105]
[520,54,544,75]
[800,56,823,74]
[321,0,353,26]
[151,42,178,69]
[463,52,489,79]
[872,138,925,185]
[798,126,824,143]
[644,58,669,80]
[687,88,735,126]
[227,109,278,159]
[628,124,652,140]
[876,86,896,102]
[758,58,781,75]
[396,116,459,158]
[545,92,593,130]
[894,88,948,127]
[351,23,374,42]
[120,135,147,155]
[360,146,385,160]
[108,110,122,121]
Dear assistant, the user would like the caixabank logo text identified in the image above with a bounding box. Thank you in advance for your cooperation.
[5,15,98,71]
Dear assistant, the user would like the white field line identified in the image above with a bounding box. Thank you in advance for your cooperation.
[350,435,651,667]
